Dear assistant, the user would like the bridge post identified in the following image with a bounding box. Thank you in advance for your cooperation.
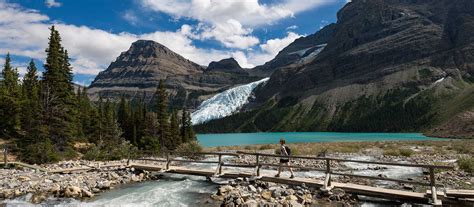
[3,145,7,168]
[165,153,170,170]
[321,159,332,192]
[218,154,222,175]
[429,167,442,205]
[256,154,260,177]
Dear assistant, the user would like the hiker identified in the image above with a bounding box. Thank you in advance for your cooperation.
[275,138,295,178]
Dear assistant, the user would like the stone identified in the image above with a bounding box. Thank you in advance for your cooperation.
[286,195,298,201]
[261,191,272,200]
[50,183,61,194]
[219,185,234,195]
[248,185,257,192]
[31,192,48,204]
[82,189,94,198]
[244,199,258,207]
[18,176,31,182]
[288,200,303,207]
[64,186,82,198]
[211,193,224,201]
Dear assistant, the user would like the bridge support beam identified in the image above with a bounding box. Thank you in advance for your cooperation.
[430,167,442,206]
[321,159,333,192]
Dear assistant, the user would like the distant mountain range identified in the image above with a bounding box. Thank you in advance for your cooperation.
[89,0,474,138]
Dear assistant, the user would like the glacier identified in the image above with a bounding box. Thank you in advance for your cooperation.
[191,77,270,125]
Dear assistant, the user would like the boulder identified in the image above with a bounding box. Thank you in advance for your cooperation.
[64,186,82,198]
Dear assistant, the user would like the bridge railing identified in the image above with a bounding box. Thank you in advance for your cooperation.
[236,151,453,205]
[128,150,453,205]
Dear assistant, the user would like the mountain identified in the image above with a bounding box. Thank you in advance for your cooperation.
[88,40,259,108]
[195,0,474,138]
[207,58,247,74]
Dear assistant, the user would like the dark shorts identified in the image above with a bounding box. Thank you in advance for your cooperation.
[280,158,289,163]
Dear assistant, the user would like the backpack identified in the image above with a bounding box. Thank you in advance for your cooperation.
[284,146,291,156]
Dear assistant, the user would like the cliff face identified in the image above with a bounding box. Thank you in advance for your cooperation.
[195,0,474,136]
[88,40,258,108]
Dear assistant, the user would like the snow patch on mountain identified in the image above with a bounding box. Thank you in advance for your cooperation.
[191,77,270,125]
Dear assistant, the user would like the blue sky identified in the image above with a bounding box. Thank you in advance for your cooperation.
[0,0,347,85]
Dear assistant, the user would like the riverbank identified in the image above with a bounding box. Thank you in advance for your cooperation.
[1,140,473,205]
[0,160,160,204]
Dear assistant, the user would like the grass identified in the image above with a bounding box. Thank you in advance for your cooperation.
[206,140,473,157]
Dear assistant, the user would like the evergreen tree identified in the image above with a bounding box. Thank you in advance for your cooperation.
[117,96,133,143]
[41,26,78,151]
[0,53,21,138]
[170,110,181,149]
[180,108,196,143]
[155,81,171,149]
[140,112,160,152]
[20,60,41,145]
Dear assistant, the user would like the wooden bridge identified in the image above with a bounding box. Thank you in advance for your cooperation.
[125,151,474,206]
[3,146,474,205]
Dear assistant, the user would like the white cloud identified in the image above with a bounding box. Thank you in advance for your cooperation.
[199,19,260,49]
[45,0,62,8]
[141,0,333,49]
[0,1,304,76]
[286,25,298,30]
[122,10,139,26]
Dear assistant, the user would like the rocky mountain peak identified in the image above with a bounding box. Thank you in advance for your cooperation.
[206,58,244,73]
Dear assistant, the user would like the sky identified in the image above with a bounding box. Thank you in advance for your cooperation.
[0,0,348,86]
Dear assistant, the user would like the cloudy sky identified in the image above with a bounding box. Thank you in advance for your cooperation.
[0,0,347,85]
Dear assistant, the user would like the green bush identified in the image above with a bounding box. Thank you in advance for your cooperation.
[399,148,414,157]
[383,149,400,156]
[458,157,474,174]
[22,139,60,164]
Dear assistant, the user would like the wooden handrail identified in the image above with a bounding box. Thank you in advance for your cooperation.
[236,151,453,169]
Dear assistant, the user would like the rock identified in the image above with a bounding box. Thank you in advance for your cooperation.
[288,200,303,207]
[286,195,298,201]
[261,190,272,200]
[248,185,257,192]
[31,192,48,204]
[98,181,111,189]
[50,183,61,194]
[244,199,258,207]
[82,189,94,198]
[64,186,82,198]
[18,176,31,182]
[218,185,234,195]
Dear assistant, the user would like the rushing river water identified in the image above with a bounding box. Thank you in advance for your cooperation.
[197,132,443,147]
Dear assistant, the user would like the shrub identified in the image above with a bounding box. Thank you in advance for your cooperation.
[399,148,414,157]
[383,149,400,156]
[458,157,474,174]
[175,141,203,154]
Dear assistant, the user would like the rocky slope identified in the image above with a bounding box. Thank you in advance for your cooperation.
[88,40,259,108]
[195,0,474,137]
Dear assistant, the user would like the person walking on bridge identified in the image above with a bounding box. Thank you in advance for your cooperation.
[275,138,295,178]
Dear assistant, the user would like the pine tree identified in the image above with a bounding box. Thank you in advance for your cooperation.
[41,26,78,152]
[155,81,171,150]
[170,110,181,149]
[0,53,21,138]
[141,112,160,152]
[117,96,133,143]
[20,60,41,146]
[180,107,196,143]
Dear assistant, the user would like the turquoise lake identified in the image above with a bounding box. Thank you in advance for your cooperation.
[197,132,444,147]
